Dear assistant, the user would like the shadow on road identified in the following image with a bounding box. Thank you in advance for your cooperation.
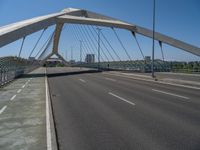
[47,70,102,78]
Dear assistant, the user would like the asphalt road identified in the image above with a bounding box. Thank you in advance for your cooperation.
[47,67,200,150]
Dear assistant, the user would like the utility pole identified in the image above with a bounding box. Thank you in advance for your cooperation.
[97,27,101,70]
[152,0,156,78]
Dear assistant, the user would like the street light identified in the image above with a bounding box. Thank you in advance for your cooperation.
[79,40,83,63]
[152,0,156,78]
[97,27,101,70]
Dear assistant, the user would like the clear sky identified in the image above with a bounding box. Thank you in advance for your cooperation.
[0,0,200,61]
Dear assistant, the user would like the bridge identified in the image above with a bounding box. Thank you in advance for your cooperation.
[0,8,200,150]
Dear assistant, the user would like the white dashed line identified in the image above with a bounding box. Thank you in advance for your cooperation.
[105,77,116,82]
[152,89,190,100]
[79,79,86,83]
[10,95,16,101]
[109,92,135,106]
[22,84,26,88]
[17,89,22,93]
[0,105,7,114]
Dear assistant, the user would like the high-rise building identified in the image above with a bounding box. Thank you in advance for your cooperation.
[85,54,95,63]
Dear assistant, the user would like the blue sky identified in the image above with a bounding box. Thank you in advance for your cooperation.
[0,0,200,61]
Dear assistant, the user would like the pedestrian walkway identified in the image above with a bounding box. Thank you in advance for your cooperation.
[0,67,47,150]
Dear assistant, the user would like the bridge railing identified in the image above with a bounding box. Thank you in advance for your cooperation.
[0,56,40,87]
[73,60,171,72]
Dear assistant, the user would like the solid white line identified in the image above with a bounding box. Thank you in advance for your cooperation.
[0,105,7,114]
[79,79,86,83]
[10,95,16,101]
[109,92,135,106]
[45,68,52,150]
[105,77,116,82]
[152,89,190,100]
[17,89,22,93]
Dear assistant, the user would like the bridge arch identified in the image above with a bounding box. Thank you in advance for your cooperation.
[0,8,200,61]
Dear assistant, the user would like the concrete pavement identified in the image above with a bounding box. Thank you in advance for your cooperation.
[0,68,47,150]
[47,67,200,150]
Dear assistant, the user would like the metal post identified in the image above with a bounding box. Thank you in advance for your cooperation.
[71,46,73,63]
[152,0,156,78]
[97,27,101,70]
[79,40,83,63]
[65,49,67,61]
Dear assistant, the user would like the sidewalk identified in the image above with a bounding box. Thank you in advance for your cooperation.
[0,68,47,150]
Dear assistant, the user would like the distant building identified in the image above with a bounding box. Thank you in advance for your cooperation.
[85,54,95,63]
[145,56,151,62]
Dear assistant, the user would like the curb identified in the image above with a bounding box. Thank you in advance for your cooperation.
[45,68,59,150]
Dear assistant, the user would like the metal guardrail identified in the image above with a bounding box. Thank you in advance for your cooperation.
[73,61,171,72]
[0,56,40,87]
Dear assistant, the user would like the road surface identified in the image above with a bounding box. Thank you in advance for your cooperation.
[47,67,200,150]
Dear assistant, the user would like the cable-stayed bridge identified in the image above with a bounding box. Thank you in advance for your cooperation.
[0,8,200,150]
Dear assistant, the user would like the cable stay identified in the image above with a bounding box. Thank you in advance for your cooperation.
[112,28,132,61]
[87,25,115,62]
[29,28,47,58]
[83,25,108,62]
[132,32,145,60]
[72,25,107,62]
[73,25,96,59]
[38,31,55,60]
[69,25,96,62]
[80,25,112,63]
[77,26,98,57]
[35,31,54,58]
[91,26,122,61]
[18,36,26,58]
[77,25,109,62]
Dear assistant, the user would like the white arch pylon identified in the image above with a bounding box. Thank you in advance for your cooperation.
[0,7,200,61]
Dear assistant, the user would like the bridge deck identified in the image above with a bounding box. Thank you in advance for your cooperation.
[0,68,47,150]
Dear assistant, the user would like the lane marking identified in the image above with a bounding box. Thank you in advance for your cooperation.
[152,89,190,100]
[109,92,135,106]
[45,68,52,150]
[79,79,86,83]
[105,77,116,82]
[22,84,26,88]
[0,105,7,114]
[17,89,22,93]
[10,95,16,101]
[104,72,200,90]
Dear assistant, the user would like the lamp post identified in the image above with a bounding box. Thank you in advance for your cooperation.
[97,27,101,70]
[79,40,83,63]
[152,0,156,78]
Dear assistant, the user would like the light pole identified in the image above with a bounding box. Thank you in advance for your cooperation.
[71,46,73,63]
[79,40,83,63]
[65,49,68,61]
[97,27,101,70]
[152,0,156,78]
